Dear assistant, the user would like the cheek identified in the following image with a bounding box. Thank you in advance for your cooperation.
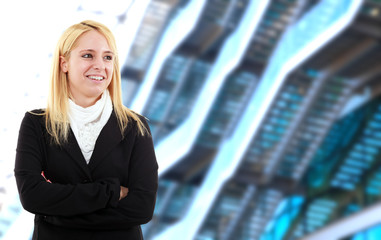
[68,62,88,79]
[107,63,113,73]
[68,70,83,86]
[106,65,114,79]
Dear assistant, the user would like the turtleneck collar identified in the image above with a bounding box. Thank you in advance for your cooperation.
[68,90,113,163]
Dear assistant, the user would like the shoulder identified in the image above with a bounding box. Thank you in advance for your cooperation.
[134,112,149,126]
[125,109,151,136]
[17,109,47,141]
[132,111,150,128]
[26,108,46,115]
[25,108,45,119]
[22,109,46,127]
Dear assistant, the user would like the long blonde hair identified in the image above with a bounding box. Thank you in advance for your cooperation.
[46,20,147,145]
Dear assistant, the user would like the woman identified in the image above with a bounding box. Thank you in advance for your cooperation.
[14,20,158,240]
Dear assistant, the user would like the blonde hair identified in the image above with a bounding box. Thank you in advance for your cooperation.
[46,20,147,145]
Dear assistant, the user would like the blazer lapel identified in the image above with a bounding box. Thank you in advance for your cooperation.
[62,128,93,180]
[88,111,124,171]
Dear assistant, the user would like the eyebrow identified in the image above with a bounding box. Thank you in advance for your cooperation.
[79,49,115,55]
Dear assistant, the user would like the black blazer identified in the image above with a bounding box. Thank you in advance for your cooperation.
[14,110,158,240]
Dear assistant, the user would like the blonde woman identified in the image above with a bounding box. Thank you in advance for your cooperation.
[15,20,158,240]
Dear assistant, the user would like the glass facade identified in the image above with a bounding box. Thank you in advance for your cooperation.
[263,96,381,240]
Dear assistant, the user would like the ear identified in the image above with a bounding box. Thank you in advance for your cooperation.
[60,56,68,73]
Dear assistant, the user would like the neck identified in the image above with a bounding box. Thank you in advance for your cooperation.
[70,95,102,108]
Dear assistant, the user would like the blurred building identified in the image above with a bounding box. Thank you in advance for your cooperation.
[1,0,381,239]
[122,0,381,239]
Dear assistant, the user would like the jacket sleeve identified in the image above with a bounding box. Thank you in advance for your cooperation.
[43,117,159,230]
[14,112,121,216]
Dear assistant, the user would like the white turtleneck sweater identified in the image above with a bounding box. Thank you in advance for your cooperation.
[68,90,113,164]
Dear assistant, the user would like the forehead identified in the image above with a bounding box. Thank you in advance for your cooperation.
[73,30,111,51]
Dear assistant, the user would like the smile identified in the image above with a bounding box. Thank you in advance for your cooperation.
[87,75,105,81]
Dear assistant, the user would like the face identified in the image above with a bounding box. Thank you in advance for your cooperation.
[60,30,114,107]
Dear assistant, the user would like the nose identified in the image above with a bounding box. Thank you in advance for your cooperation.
[93,56,105,70]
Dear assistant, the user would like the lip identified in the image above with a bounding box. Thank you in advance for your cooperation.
[86,75,106,81]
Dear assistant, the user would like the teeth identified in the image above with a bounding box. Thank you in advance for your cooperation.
[88,76,104,81]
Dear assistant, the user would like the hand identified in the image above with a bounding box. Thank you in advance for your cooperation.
[119,186,129,200]
[41,171,52,183]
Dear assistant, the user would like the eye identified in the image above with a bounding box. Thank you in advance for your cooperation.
[104,55,113,61]
[82,53,93,58]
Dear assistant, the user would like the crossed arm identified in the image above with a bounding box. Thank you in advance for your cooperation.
[15,112,158,230]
